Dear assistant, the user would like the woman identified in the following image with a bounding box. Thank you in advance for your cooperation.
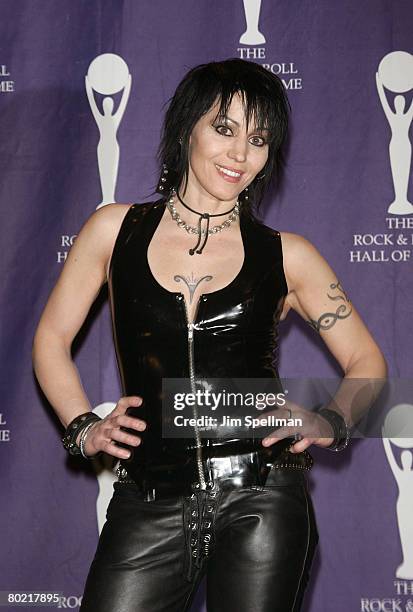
[32,58,387,611]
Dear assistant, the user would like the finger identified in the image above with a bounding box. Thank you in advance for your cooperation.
[259,406,312,445]
[113,396,143,414]
[288,437,313,453]
[261,424,298,446]
[102,439,132,460]
[107,427,142,447]
[259,405,294,421]
[262,398,302,418]
[116,415,146,431]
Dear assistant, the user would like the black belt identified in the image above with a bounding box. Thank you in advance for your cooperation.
[116,437,313,500]
[185,436,293,458]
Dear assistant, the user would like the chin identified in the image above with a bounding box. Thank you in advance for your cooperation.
[208,183,244,202]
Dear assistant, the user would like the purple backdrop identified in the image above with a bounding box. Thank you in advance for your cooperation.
[1,1,413,610]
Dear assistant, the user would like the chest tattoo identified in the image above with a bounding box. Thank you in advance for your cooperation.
[174,272,213,303]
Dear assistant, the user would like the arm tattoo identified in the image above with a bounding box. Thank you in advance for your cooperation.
[174,272,213,303]
[307,281,352,332]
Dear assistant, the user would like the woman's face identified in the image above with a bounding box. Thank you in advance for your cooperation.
[186,93,269,202]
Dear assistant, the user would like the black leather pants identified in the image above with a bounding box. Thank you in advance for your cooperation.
[80,453,319,612]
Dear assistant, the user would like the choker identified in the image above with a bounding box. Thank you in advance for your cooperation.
[167,188,240,255]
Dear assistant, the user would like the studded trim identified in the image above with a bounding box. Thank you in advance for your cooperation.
[116,465,136,484]
[270,448,314,471]
[183,482,221,581]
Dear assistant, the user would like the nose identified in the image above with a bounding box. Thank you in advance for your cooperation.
[227,137,248,163]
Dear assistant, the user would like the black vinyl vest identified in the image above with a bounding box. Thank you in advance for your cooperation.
[108,198,289,476]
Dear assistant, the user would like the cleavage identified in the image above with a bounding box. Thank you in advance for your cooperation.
[147,208,245,323]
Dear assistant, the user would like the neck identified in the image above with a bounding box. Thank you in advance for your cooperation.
[166,187,240,256]
[173,184,238,226]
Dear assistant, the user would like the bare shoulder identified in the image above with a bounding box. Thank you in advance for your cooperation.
[85,202,133,235]
[78,203,134,282]
[279,231,323,292]
[279,231,318,258]
[102,203,134,280]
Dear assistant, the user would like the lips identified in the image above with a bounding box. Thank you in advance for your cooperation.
[215,164,244,176]
[215,164,245,183]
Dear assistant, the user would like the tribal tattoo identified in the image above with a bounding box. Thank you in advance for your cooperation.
[174,272,213,303]
[307,281,352,332]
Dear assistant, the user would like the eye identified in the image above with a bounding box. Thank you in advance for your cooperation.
[213,124,268,147]
[214,124,232,136]
[250,136,267,147]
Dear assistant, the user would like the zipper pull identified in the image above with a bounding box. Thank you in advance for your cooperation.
[188,322,194,339]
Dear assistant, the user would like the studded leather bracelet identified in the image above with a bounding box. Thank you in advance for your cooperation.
[62,412,102,457]
[317,407,351,452]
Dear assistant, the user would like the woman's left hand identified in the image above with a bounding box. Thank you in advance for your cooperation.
[261,400,335,453]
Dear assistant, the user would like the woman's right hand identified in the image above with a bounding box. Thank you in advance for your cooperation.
[76,396,146,459]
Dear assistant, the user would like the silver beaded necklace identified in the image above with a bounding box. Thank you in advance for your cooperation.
[166,188,240,255]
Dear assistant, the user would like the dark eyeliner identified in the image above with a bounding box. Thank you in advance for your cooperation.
[212,122,267,146]
[213,123,232,135]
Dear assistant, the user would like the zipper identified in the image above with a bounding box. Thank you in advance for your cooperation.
[182,295,207,489]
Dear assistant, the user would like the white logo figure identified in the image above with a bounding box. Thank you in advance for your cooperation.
[382,403,413,579]
[85,53,131,209]
[376,51,413,215]
[240,0,265,45]
[91,402,118,534]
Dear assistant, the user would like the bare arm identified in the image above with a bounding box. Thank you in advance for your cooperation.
[32,203,145,458]
[264,232,388,452]
[281,232,387,378]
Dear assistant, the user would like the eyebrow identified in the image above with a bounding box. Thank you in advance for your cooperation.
[217,114,270,133]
